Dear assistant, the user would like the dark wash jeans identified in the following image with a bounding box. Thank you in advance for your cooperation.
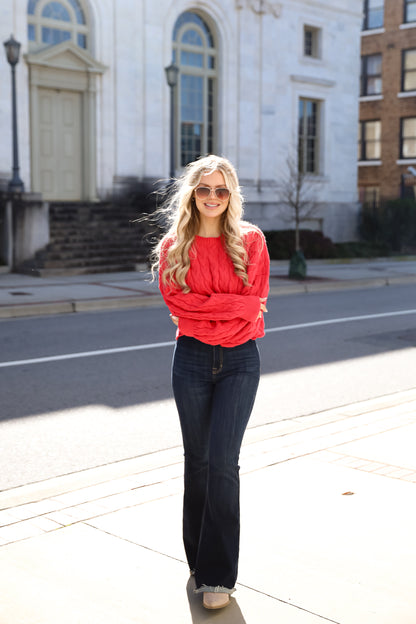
[172,336,260,592]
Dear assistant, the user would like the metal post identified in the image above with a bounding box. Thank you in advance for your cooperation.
[169,83,175,180]
[164,63,179,181]
[4,35,24,194]
[9,62,24,193]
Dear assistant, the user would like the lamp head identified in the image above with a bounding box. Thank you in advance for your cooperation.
[4,34,21,66]
[164,63,179,88]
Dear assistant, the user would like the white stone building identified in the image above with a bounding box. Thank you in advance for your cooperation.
[1,0,362,243]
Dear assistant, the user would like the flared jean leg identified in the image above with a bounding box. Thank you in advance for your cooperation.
[172,337,260,591]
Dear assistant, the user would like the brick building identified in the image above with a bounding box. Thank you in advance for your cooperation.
[359,0,416,206]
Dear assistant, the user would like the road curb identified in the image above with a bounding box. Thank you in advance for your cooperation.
[0,276,415,319]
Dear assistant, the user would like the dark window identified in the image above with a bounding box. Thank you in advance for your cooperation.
[298,99,319,174]
[362,0,384,30]
[358,120,381,160]
[401,118,416,158]
[361,54,382,96]
[404,0,416,23]
[359,187,380,208]
[402,49,416,91]
[303,25,320,58]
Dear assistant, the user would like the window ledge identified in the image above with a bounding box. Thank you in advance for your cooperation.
[360,95,383,102]
[358,160,382,166]
[302,175,330,183]
[399,22,416,30]
[398,91,416,98]
[290,74,335,87]
[397,158,416,164]
[301,55,323,64]
[361,28,385,36]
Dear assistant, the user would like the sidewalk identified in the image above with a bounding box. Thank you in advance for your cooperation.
[1,389,415,623]
[1,257,416,318]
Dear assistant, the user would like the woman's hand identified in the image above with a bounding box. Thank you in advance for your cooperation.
[170,314,179,326]
[258,297,268,319]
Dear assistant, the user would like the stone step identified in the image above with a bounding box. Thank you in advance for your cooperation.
[44,242,144,253]
[40,250,143,262]
[40,256,140,269]
[17,199,154,275]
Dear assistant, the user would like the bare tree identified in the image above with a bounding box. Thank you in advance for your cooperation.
[277,154,321,253]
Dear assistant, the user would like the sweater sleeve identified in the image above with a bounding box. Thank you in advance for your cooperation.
[158,232,269,323]
[160,289,261,322]
[245,229,270,300]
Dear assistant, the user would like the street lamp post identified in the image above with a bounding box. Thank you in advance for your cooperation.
[4,35,24,194]
[164,62,179,180]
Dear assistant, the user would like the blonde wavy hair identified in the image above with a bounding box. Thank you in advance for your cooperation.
[153,155,251,293]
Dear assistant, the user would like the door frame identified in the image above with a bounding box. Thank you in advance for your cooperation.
[25,41,106,201]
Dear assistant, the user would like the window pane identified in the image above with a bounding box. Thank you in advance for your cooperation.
[404,50,416,70]
[304,30,313,56]
[298,99,319,173]
[368,0,384,29]
[180,50,203,67]
[367,77,382,94]
[42,26,71,44]
[181,122,202,166]
[67,0,85,24]
[207,78,214,153]
[404,71,416,91]
[77,33,87,48]
[182,29,203,46]
[403,139,416,157]
[406,1,416,22]
[365,121,381,140]
[42,2,71,21]
[181,75,203,122]
[367,54,382,74]
[174,12,213,47]
[28,24,36,41]
[403,118,416,136]
[28,0,38,15]
[366,141,381,159]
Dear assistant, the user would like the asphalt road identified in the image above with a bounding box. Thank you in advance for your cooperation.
[1,284,415,491]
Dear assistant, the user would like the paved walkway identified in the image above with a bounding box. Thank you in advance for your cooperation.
[0,389,415,623]
[1,259,416,622]
[1,257,416,318]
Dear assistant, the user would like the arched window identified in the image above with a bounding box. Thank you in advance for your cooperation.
[172,12,217,167]
[27,0,88,50]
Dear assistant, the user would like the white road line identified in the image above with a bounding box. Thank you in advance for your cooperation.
[264,309,416,334]
[1,309,415,369]
[0,341,175,368]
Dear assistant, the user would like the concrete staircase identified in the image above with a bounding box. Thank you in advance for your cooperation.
[17,201,155,276]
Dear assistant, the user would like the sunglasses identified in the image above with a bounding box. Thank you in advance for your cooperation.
[195,186,230,201]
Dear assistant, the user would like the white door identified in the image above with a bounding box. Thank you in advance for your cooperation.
[38,89,82,200]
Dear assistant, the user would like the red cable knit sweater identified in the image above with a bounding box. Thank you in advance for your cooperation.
[159,226,270,347]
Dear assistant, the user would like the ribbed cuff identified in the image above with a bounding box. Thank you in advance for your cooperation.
[194,584,236,595]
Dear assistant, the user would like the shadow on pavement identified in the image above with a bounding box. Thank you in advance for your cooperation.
[186,577,247,624]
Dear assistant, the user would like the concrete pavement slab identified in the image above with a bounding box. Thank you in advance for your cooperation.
[240,457,416,624]
[0,522,329,624]
[1,389,416,622]
[331,422,416,473]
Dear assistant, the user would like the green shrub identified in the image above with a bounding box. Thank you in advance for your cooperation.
[360,199,416,253]
[264,229,390,260]
[264,229,336,260]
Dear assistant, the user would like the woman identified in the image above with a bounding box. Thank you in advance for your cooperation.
[154,155,269,609]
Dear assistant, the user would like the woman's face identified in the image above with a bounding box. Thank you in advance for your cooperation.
[193,170,229,225]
